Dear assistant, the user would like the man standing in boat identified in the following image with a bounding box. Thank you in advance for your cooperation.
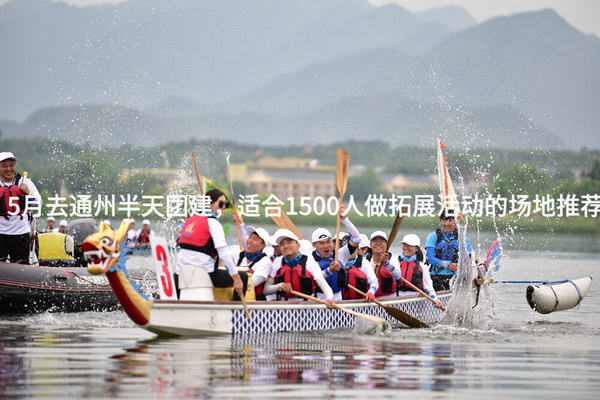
[0,152,42,264]
[425,209,474,291]
[263,229,334,307]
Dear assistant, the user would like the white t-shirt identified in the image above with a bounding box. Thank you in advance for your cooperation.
[174,217,236,276]
[233,250,274,300]
[0,178,42,235]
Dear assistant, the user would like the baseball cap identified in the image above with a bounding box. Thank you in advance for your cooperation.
[370,230,388,241]
[0,152,17,162]
[142,219,150,225]
[401,234,420,247]
[273,229,300,246]
[59,220,68,227]
[358,234,369,248]
[299,239,313,255]
[47,216,55,222]
[311,228,332,243]
[246,226,271,246]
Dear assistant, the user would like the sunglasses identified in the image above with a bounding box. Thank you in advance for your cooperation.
[218,200,231,209]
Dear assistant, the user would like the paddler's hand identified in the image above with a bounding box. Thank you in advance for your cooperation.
[380,252,390,265]
[232,212,243,225]
[338,205,347,219]
[325,299,335,309]
[279,282,292,294]
[448,262,458,272]
[328,261,341,273]
[365,291,375,302]
[232,274,244,298]
[19,182,30,195]
[433,299,444,309]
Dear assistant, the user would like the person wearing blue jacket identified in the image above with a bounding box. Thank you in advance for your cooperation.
[425,209,473,291]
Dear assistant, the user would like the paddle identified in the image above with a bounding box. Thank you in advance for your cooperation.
[190,152,204,196]
[334,148,350,261]
[347,285,429,328]
[399,278,446,311]
[270,205,303,239]
[290,290,387,325]
[223,153,250,320]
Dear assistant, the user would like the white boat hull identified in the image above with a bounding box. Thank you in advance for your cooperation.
[143,292,451,336]
[526,277,593,314]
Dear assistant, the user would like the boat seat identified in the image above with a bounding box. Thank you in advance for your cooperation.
[179,265,215,301]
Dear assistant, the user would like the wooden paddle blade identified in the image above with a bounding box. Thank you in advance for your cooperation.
[386,208,407,251]
[336,148,350,197]
[347,285,429,328]
[270,206,303,239]
[382,304,429,328]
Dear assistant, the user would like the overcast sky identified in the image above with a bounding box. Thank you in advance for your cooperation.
[1,0,598,36]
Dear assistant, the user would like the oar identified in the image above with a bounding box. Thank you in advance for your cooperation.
[399,278,446,311]
[270,205,303,239]
[347,285,429,328]
[190,152,204,196]
[224,152,243,251]
[290,290,387,325]
[334,148,350,261]
[475,279,571,285]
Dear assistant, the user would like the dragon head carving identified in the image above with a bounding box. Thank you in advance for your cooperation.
[82,219,131,275]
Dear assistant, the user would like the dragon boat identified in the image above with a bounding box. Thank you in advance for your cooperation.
[82,220,450,337]
[0,219,153,314]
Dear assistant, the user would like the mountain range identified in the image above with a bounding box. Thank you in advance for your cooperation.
[0,0,598,150]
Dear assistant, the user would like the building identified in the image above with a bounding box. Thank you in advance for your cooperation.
[229,157,336,199]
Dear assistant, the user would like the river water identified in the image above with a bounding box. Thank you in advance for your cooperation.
[1,230,598,399]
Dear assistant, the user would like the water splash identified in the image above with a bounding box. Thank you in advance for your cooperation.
[442,222,494,328]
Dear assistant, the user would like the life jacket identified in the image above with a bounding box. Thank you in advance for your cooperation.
[274,255,316,298]
[138,230,151,244]
[342,257,368,300]
[177,215,217,257]
[398,259,424,291]
[38,233,75,261]
[0,182,27,218]
[237,251,267,300]
[433,228,459,265]
[312,251,347,293]
[375,261,397,297]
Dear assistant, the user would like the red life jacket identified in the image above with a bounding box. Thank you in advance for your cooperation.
[138,230,151,244]
[274,255,316,298]
[342,264,368,300]
[237,251,267,300]
[398,259,424,291]
[375,263,397,297]
[177,215,217,257]
[0,184,27,217]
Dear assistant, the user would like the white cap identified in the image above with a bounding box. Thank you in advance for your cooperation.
[401,234,420,247]
[103,219,111,226]
[370,231,388,241]
[336,232,347,240]
[59,219,68,227]
[47,216,55,222]
[142,219,150,225]
[358,234,369,248]
[299,239,313,255]
[123,218,135,224]
[246,226,271,246]
[0,152,17,162]
[311,227,332,243]
[273,229,300,246]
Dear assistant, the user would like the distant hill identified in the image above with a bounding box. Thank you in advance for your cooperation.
[0,0,598,149]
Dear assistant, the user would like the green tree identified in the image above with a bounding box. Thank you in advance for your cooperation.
[123,171,161,196]
[61,154,121,194]
[346,167,390,202]
[492,164,552,198]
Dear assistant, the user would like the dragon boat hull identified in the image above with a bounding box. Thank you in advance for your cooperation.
[140,292,451,337]
[0,260,150,314]
[526,277,592,314]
